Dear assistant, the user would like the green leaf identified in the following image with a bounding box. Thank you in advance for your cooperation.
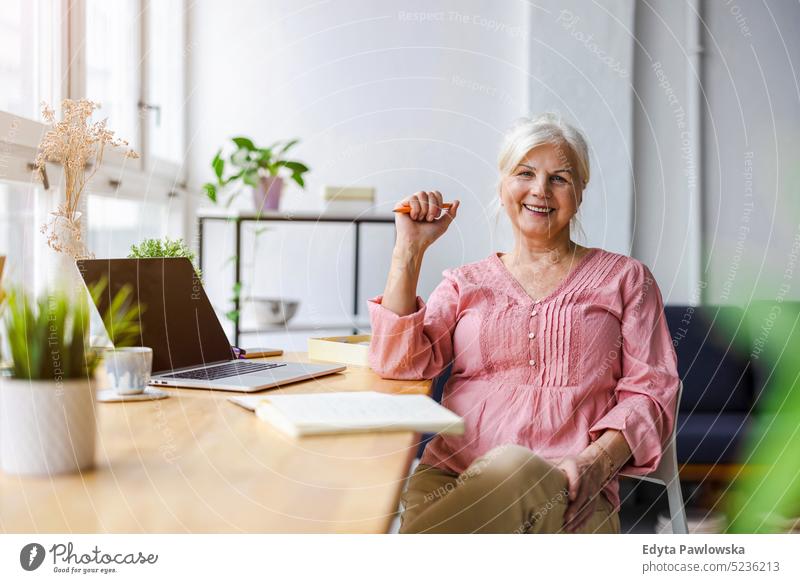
[278,138,299,154]
[243,170,259,186]
[212,149,224,179]
[280,161,309,173]
[203,182,217,203]
[127,237,201,279]
[230,149,250,168]
[2,284,141,380]
[232,136,256,151]
[256,148,273,166]
[225,309,239,323]
[290,173,305,188]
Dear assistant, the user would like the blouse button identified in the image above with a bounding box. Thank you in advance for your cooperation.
[528,332,535,339]
[531,309,538,316]
[528,359,536,366]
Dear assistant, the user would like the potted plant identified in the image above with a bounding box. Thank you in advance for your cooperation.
[128,237,202,277]
[126,236,247,322]
[202,136,310,212]
[0,282,140,476]
[126,236,238,320]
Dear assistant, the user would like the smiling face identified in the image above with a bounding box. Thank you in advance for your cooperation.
[499,142,584,244]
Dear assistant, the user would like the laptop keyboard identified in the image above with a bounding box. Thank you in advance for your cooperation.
[161,361,287,381]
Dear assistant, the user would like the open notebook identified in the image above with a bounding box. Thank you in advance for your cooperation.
[229,391,465,438]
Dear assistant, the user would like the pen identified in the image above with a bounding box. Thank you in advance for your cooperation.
[392,202,454,214]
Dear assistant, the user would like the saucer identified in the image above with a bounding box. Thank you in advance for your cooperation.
[96,387,170,403]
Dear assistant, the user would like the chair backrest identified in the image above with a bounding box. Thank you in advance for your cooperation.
[416,363,453,458]
[619,380,683,485]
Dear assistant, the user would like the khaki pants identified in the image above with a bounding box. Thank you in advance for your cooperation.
[399,444,620,534]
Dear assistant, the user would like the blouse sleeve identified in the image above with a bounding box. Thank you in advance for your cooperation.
[587,260,680,475]
[366,269,459,380]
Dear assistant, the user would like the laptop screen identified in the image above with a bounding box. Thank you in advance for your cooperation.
[77,258,234,374]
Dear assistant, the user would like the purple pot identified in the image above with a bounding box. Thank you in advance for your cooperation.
[252,176,284,213]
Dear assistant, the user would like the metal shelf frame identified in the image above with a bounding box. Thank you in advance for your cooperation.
[197,210,395,345]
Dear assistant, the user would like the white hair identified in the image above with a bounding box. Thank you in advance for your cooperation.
[491,113,591,241]
[498,112,590,185]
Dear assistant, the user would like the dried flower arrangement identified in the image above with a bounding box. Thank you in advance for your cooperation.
[34,99,139,259]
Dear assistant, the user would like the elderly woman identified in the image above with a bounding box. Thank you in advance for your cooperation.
[367,113,680,534]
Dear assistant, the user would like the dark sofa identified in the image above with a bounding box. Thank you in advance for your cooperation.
[667,301,798,475]
[665,305,755,468]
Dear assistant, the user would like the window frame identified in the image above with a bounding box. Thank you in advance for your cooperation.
[0,0,189,179]
[140,0,188,182]
[0,0,191,245]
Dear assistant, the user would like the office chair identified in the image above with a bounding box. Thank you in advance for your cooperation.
[397,374,687,534]
[619,380,688,534]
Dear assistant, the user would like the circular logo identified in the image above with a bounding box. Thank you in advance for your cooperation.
[20,543,46,571]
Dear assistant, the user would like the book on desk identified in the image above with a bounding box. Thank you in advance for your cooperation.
[230,391,464,438]
[307,334,370,366]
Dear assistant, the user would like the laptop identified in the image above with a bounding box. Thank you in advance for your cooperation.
[77,257,346,392]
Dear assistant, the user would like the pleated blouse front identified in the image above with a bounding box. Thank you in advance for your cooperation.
[367,248,680,513]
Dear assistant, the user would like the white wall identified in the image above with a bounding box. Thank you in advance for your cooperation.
[632,0,800,305]
[701,0,800,305]
[527,0,635,254]
[187,0,529,345]
[631,1,698,304]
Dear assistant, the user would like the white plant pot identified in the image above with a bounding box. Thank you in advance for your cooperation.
[0,377,97,476]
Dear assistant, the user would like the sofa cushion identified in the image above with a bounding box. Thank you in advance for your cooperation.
[675,411,750,464]
[665,306,753,412]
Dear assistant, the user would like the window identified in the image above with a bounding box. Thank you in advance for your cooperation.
[83,0,188,178]
[0,0,61,119]
[87,194,182,258]
[0,183,36,289]
[82,0,188,251]
[145,0,186,168]
[0,0,190,294]
[0,0,62,293]
[85,0,142,159]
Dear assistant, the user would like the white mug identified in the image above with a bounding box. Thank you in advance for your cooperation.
[102,347,153,395]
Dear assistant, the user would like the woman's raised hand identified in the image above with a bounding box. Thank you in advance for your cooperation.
[393,191,460,254]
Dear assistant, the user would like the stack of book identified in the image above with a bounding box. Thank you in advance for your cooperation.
[307,334,371,366]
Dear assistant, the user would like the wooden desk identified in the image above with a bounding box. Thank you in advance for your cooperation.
[0,353,430,533]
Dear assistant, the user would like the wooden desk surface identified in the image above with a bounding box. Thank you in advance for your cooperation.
[0,353,430,533]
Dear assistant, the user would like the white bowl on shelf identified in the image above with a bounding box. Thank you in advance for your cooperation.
[243,298,300,328]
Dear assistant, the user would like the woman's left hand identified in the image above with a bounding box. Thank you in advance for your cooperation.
[554,449,610,533]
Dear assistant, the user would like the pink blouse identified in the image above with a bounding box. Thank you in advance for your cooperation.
[367,248,680,513]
